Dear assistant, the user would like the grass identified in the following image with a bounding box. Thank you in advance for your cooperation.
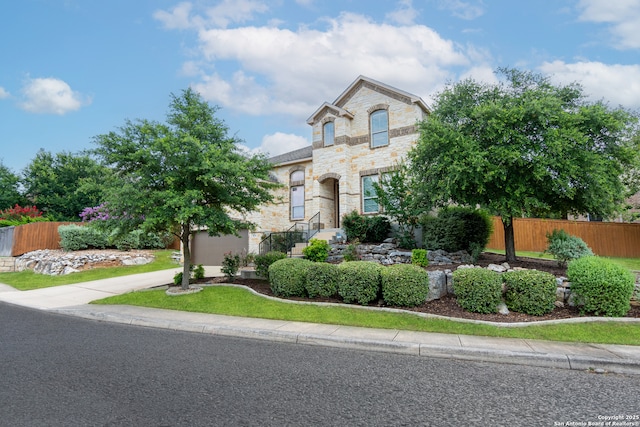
[0,250,178,291]
[485,249,640,271]
[93,285,640,346]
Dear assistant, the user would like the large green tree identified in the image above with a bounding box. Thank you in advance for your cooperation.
[93,88,278,289]
[21,150,108,221]
[0,161,24,210]
[409,68,640,262]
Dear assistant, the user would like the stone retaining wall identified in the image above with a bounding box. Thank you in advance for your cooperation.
[0,257,15,273]
[15,250,154,276]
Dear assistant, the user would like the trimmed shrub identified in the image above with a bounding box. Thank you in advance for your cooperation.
[305,262,340,298]
[366,215,391,242]
[58,224,108,251]
[338,261,382,305]
[269,258,313,297]
[411,249,429,267]
[545,229,593,266]
[452,268,503,314]
[341,210,391,243]
[381,264,429,307]
[503,270,557,316]
[302,238,331,262]
[567,256,635,317]
[422,207,492,255]
[342,210,368,242]
[255,251,287,278]
[193,264,205,280]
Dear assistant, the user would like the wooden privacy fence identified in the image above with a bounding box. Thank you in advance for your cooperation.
[9,222,73,257]
[486,217,640,258]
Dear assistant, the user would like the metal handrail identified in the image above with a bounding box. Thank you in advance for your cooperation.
[258,212,321,255]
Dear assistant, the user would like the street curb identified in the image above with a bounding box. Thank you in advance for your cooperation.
[50,307,640,376]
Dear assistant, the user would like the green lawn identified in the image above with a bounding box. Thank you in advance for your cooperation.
[485,249,640,271]
[0,250,178,291]
[94,285,640,346]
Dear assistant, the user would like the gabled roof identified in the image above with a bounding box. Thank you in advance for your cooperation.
[306,75,430,125]
[268,145,313,165]
[306,102,354,125]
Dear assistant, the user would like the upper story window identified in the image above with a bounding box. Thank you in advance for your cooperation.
[323,121,335,147]
[290,170,305,220]
[370,109,389,148]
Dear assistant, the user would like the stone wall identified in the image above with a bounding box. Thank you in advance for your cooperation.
[0,257,15,273]
[15,250,154,276]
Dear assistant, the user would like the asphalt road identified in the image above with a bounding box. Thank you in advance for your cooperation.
[1,302,639,427]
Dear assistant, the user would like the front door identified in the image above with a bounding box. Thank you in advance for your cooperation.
[334,180,340,228]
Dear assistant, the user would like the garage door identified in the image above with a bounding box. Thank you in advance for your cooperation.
[191,229,249,266]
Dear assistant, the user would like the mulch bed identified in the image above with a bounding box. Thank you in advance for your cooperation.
[200,252,640,323]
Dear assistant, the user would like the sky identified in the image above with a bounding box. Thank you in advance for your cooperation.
[1,0,639,173]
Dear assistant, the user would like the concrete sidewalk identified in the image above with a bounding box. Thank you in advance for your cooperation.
[1,268,639,376]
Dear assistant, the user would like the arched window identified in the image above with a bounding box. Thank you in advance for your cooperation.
[323,121,335,147]
[370,110,389,148]
[290,170,305,220]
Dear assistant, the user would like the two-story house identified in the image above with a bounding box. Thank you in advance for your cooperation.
[244,75,430,253]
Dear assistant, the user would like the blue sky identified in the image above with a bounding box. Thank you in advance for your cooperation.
[1,0,639,173]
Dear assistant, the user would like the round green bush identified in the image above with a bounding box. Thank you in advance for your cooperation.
[452,268,502,314]
[338,261,382,305]
[305,262,340,298]
[381,264,429,307]
[268,258,313,297]
[302,238,331,262]
[545,229,593,266]
[503,270,557,316]
[567,256,635,317]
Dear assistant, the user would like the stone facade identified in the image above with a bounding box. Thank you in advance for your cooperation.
[245,76,430,253]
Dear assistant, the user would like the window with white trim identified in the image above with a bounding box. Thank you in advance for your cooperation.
[323,121,334,146]
[361,175,379,213]
[290,170,305,220]
[370,110,389,148]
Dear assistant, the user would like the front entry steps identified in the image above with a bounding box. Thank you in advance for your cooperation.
[290,228,344,257]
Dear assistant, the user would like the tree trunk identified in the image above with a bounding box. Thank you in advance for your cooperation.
[503,215,517,263]
[181,223,191,290]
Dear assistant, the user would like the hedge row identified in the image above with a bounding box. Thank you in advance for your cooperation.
[267,256,636,317]
[267,259,430,307]
[58,224,172,251]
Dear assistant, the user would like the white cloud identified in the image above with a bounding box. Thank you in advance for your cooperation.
[539,60,640,109]
[154,2,194,30]
[154,0,268,30]
[177,11,474,119]
[434,0,485,20]
[253,132,310,157]
[19,77,90,115]
[386,0,419,25]
[0,87,9,99]
[577,0,640,49]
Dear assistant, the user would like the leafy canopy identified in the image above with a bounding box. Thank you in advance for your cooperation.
[21,150,108,221]
[409,67,640,261]
[93,88,279,289]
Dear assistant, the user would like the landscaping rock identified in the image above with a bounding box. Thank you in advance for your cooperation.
[15,249,154,275]
[426,271,447,301]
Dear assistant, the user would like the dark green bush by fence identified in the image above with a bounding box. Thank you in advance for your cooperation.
[422,207,492,258]
[567,256,635,317]
[269,258,313,297]
[338,261,382,305]
[503,270,557,316]
[381,264,429,307]
[59,224,108,251]
[452,268,502,314]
